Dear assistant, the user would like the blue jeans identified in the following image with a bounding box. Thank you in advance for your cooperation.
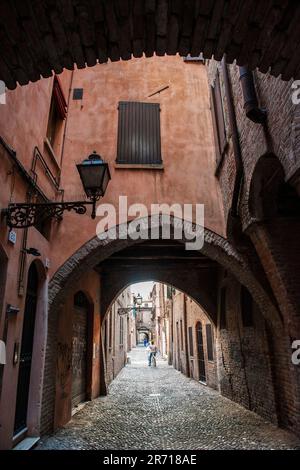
[148,352,155,366]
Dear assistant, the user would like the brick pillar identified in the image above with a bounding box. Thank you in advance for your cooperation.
[249,221,300,436]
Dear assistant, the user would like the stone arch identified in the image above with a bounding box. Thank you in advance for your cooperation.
[41,217,289,435]
[48,217,282,331]
[103,280,215,326]
[1,1,299,90]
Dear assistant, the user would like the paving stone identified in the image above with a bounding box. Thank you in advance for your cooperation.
[36,348,300,450]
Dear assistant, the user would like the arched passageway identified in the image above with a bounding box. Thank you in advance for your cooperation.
[37,280,300,451]
[40,217,298,440]
[1,1,300,90]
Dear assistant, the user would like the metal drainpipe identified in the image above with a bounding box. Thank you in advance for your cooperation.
[221,57,243,220]
[183,294,190,378]
[239,66,267,124]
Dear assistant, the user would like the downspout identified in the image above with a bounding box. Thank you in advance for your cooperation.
[183,294,190,378]
[239,66,267,124]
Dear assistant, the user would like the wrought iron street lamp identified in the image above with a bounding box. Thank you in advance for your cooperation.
[3,151,111,229]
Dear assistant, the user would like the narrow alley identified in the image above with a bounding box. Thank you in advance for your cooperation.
[1,2,300,456]
[37,348,300,451]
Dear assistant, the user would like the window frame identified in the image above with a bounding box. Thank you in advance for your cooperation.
[45,75,67,163]
[115,101,163,168]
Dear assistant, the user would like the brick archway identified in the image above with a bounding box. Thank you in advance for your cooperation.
[1,1,300,90]
[48,217,281,330]
[41,217,292,435]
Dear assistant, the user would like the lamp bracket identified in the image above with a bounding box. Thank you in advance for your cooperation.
[2,200,95,229]
[118,307,140,316]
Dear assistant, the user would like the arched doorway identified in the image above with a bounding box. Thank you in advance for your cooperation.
[196,322,206,384]
[72,291,89,409]
[14,263,38,435]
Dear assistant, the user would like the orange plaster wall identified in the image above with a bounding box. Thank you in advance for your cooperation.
[48,55,225,277]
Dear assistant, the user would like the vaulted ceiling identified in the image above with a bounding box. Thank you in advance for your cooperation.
[0,0,299,90]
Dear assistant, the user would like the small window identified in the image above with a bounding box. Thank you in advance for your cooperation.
[220,286,227,330]
[73,88,83,100]
[116,101,162,165]
[188,327,194,356]
[241,286,254,327]
[206,324,214,361]
[46,76,67,155]
[210,70,227,167]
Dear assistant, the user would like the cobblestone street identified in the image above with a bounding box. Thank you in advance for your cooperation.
[37,348,300,450]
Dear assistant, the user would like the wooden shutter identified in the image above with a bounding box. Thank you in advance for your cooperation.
[116,101,162,164]
[206,324,214,361]
[210,70,226,166]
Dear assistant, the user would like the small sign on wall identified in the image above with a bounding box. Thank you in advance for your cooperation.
[8,230,17,245]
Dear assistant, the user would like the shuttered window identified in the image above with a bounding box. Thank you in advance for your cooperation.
[210,70,227,167]
[116,101,162,165]
[206,324,214,361]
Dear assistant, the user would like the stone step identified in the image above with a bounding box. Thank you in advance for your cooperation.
[13,437,40,451]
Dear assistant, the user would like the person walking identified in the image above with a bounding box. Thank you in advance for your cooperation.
[147,340,157,366]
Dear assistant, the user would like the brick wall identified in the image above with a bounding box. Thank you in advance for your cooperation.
[217,273,278,424]
[103,288,132,387]
[207,59,300,229]
[207,59,300,435]
[172,291,217,390]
